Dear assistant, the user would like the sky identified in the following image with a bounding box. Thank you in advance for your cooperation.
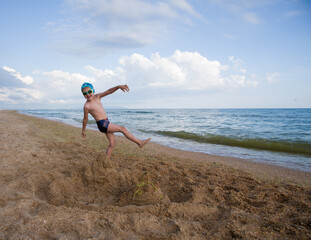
[0,0,310,109]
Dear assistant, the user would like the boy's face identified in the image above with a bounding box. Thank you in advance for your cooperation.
[82,87,94,100]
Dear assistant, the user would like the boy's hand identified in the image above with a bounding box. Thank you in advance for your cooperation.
[119,85,129,92]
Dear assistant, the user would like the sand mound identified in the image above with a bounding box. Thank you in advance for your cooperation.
[119,172,171,206]
[82,153,116,186]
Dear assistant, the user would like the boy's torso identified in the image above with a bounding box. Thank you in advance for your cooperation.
[85,95,107,121]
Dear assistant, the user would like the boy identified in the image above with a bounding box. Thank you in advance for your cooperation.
[81,82,151,158]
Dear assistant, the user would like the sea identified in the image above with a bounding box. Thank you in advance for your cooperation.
[19,108,311,173]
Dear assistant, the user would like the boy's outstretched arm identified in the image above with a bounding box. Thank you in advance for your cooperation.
[97,85,129,98]
[81,107,88,137]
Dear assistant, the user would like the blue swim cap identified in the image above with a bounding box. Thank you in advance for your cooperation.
[81,82,95,93]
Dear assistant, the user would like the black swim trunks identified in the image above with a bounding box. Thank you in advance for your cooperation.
[96,118,110,133]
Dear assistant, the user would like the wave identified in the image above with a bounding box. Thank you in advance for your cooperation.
[152,131,311,156]
[122,110,154,114]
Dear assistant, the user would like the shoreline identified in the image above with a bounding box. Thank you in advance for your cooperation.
[17,110,311,184]
[1,110,311,239]
[18,108,311,174]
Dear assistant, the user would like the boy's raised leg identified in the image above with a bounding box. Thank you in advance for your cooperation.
[107,123,151,148]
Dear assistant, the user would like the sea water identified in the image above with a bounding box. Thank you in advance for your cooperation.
[20,108,311,172]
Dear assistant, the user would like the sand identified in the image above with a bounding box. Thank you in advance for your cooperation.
[0,110,310,240]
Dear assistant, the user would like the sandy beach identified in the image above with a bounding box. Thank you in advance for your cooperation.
[0,110,310,239]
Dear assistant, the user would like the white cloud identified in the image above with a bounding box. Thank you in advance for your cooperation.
[243,12,261,24]
[37,70,94,88]
[23,88,44,100]
[0,67,39,105]
[32,70,96,104]
[87,50,257,90]
[2,66,34,84]
[0,87,16,104]
[226,75,258,87]
[228,75,246,86]
[85,66,116,83]
[49,99,73,104]
[208,0,284,25]
[266,72,280,83]
[168,0,203,19]
[209,0,277,12]
[0,86,43,105]
[284,11,301,18]
[228,56,247,73]
[45,0,203,56]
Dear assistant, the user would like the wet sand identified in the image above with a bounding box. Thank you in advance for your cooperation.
[0,110,310,239]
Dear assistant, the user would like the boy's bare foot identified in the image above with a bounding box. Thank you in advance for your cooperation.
[139,138,151,148]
